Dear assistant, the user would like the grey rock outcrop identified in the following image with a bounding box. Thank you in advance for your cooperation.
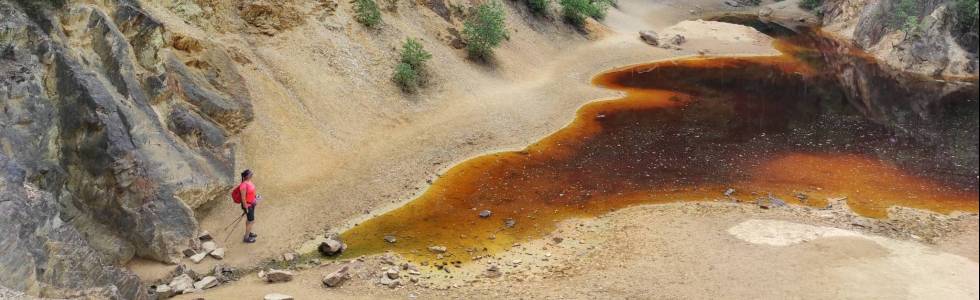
[0,155,146,299]
[822,0,978,77]
[2,0,253,298]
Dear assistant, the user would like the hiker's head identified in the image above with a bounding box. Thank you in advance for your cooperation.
[241,169,253,181]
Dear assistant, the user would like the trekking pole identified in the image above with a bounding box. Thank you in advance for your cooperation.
[222,211,247,243]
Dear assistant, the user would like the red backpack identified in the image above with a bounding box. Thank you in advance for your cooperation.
[231,184,243,204]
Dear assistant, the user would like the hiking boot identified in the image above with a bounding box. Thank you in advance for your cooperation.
[244,235,257,243]
[249,232,258,238]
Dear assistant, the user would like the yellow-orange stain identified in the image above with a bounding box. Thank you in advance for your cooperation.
[337,29,978,262]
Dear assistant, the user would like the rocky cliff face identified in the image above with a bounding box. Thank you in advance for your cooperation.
[821,0,978,77]
[1,0,252,298]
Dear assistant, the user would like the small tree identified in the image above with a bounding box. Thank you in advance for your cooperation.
[462,1,508,59]
[393,62,419,91]
[527,0,549,15]
[400,38,432,69]
[393,38,432,92]
[352,0,382,27]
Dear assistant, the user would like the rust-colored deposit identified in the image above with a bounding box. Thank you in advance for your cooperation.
[338,29,978,262]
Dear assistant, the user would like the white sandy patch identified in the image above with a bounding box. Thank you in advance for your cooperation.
[727,219,861,246]
[661,20,774,44]
[729,219,980,299]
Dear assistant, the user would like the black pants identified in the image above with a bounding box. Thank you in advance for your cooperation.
[245,204,256,222]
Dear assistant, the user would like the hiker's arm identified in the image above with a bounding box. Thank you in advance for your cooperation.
[239,184,248,210]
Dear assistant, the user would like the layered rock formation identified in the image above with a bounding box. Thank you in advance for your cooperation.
[1,0,253,298]
[821,0,979,77]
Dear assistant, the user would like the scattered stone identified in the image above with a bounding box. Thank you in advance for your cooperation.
[318,236,347,256]
[428,245,447,254]
[264,269,295,283]
[282,252,296,262]
[401,262,419,272]
[168,274,194,293]
[552,237,564,244]
[198,231,213,241]
[795,192,809,202]
[768,194,787,207]
[724,188,736,197]
[478,210,492,218]
[323,265,351,287]
[483,265,502,278]
[381,252,397,265]
[201,241,217,254]
[378,273,400,288]
[193,276,218,290]
[669,34,686,45]
[504,218,516,228]
[182,249,197,258]
[384,235,397,243]
[639,30,659,46]
[209,248,225,260]
[190,252,208,264]
[385,268,400,279]
[181,288,201,294]
[153,284,174,299]
[264,293,295,300]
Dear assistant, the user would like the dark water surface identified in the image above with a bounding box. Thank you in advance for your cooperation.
[338,24,979,262]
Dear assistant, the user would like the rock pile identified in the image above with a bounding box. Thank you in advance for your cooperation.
[149,263,238,298]
[184,232,227,263]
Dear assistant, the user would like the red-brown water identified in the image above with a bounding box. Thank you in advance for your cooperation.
[338,26,979,262]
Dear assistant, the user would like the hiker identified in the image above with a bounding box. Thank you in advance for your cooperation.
[232,169,260,243]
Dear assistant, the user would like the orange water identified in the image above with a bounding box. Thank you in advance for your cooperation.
[337,29,978,263]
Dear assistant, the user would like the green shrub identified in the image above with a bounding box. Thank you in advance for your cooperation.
[352,0,382,27]
[400,38,432,69]
[799,0,821,10]
[393,62,419,91]
[462,1,508,59]
[527,0,549,15]
[892,0,919,33]
[393,38,432,91]
[953,0,979,33]
[559,0,609,26]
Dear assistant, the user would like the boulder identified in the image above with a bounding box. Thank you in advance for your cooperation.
[264,293,295,300]
[169,274,194,292]
[154,284,174,299]
[322,266,350,287]
[190,251,208,263]
[183,249,198,258]
[264,269,295,283]
[428,245,447,254]
[384,235,397,243]
[192,276,218,290]
[318,238,346,256]
[724,188,736,197]
[504,218,517,228]
[209,248,225,260]
[198,231,213,241]
[201,241,217,253]
[639,30,660,46]
[478,210,492,218]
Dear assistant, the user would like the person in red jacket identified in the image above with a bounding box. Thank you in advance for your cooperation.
[232,169,260,243]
